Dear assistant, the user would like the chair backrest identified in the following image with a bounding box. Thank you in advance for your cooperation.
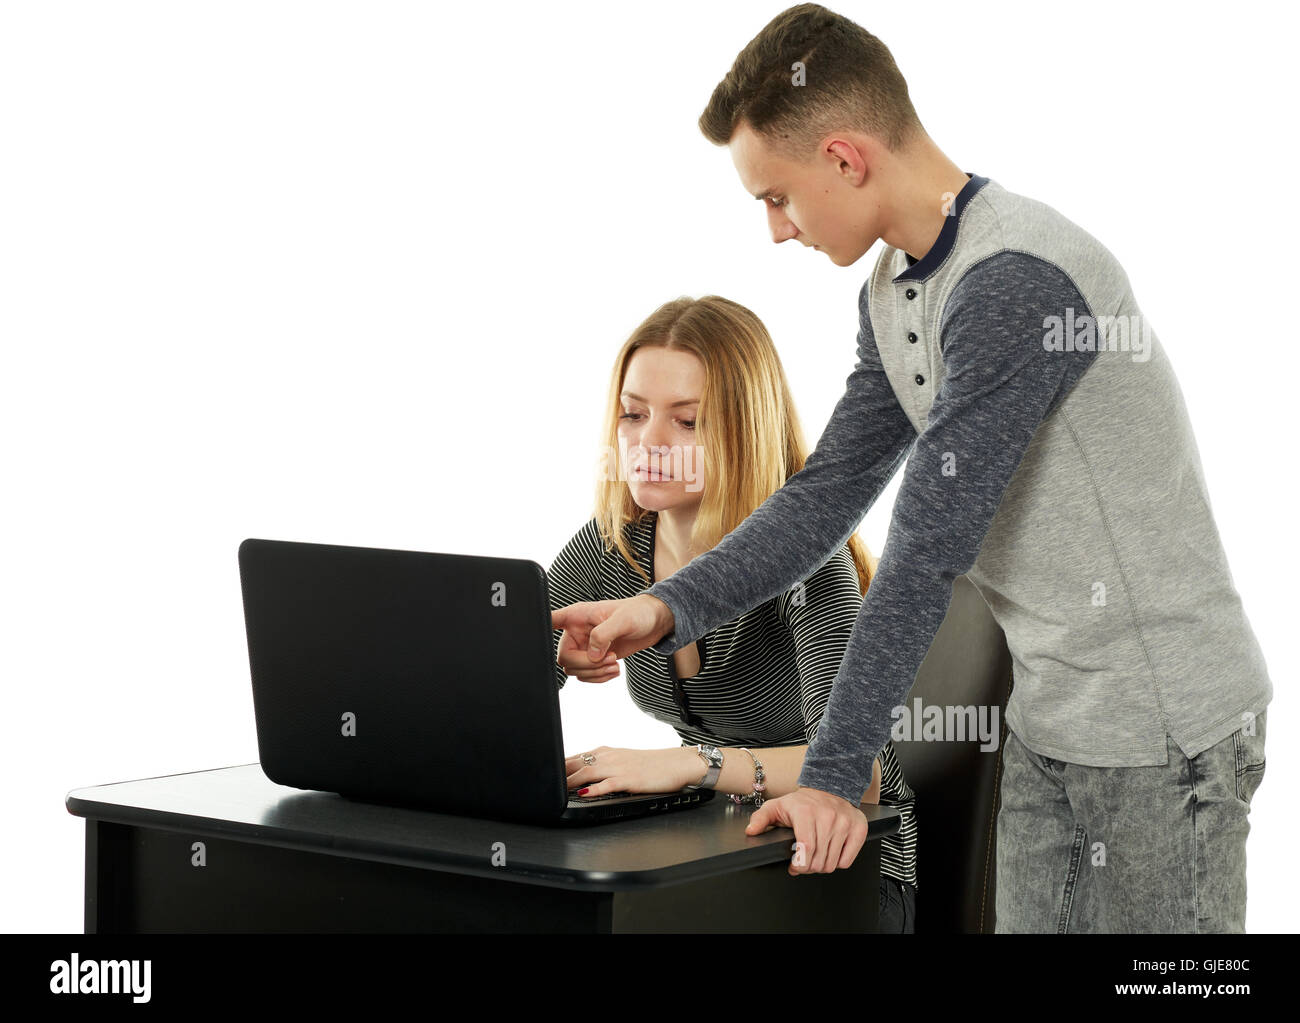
[890,574,1013,933]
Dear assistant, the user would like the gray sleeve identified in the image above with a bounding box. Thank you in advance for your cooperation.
[642,286,917,657]
[796,251,1103,803]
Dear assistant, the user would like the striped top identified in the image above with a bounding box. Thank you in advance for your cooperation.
[547,510,917,889]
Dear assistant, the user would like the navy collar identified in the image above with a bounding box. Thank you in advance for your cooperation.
[893,172,989,282]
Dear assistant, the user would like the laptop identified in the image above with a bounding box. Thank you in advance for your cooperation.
[238,537,714,825]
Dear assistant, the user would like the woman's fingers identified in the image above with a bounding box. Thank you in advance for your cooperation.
[572,778,616,797]
[570,659,619,682]
[556,631,617,666]
[557,633,605,667]
[564,747,616,790]
[564,761,590,788]
[557,643,620,682]
[566,766,616,793]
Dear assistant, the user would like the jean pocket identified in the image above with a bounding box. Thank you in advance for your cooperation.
[1232,710,1266,807]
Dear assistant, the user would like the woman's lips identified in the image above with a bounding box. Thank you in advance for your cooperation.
[633,467,673,481]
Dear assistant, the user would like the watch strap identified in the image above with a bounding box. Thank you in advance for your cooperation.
[686,743,723,790]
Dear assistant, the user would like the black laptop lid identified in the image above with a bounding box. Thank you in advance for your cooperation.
[239,538,567,822]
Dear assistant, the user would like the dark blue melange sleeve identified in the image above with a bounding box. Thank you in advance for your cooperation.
[796,252,1103,802]
[642,281,916,658]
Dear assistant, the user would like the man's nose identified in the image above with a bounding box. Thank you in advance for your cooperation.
[766,206,797,244]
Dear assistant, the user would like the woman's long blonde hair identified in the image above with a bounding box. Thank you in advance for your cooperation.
[592,295,877,595]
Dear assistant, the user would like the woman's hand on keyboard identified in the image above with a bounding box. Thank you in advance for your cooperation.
[564,745,701,797]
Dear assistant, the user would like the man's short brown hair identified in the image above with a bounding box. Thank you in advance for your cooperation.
[699,3,924,159]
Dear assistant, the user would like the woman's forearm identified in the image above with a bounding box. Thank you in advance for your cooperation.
[680,744,880,803]
[862,756,882,803]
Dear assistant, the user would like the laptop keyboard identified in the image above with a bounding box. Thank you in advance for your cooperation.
[566,789,634,806]
[566,789,709,810]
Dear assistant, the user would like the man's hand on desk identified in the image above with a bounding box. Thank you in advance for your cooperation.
[552,594,674,666]
[745,787,870,876]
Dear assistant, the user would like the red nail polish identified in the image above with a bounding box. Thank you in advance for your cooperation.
[578,788,589,795]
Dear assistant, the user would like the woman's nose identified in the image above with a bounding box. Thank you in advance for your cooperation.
[641,441,673,470]
[637,428,674,468]
[638,416,674,449]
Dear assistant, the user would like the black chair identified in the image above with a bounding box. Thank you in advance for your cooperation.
[890,574,1014,933]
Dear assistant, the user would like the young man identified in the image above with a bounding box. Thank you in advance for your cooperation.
[552,4,1271,932]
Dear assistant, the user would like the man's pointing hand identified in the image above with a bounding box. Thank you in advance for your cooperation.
[551,593,676,665]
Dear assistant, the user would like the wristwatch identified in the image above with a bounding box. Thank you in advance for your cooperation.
[686,743,724,790]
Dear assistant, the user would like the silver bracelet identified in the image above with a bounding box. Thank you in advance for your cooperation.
[727,747,766,808]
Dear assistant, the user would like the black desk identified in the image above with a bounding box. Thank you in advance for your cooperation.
[66,764,901,933]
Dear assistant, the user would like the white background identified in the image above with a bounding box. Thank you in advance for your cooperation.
[2,0,1295,933]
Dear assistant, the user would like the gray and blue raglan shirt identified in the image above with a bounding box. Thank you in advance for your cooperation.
[644,173,1273,805]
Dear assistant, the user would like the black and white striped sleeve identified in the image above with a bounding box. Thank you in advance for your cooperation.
[547,517,608,690]
[774,545,865,747]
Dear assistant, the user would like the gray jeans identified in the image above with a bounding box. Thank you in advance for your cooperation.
[996,710,1266,932]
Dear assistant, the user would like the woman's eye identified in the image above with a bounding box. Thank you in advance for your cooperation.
[767,196,785,208]
[620,412,694,429]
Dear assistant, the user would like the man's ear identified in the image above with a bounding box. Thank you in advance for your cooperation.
[825,136,870,186]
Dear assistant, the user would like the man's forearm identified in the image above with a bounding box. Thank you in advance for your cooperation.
[793,537,956,802]
[643,488,867,656]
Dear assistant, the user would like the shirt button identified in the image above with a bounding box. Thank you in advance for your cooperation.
[905,288,917,300]
[915,373,925,385]
[907,332,918,343]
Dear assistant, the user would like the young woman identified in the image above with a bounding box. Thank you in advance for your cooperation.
[548,295,917,932]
